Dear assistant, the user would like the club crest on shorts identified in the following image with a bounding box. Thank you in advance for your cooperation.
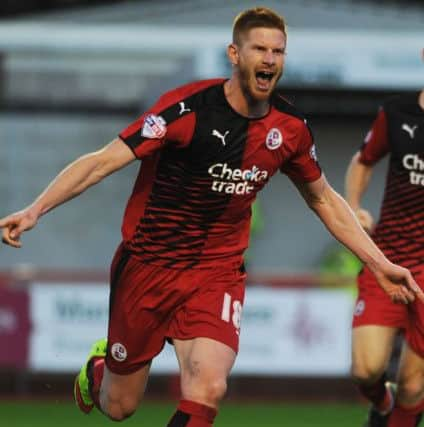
[111,343,127,362]
[354,299,365,317]
[141,114,167,139]
[266,128,283,150]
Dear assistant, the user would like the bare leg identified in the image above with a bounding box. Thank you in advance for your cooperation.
[166,337,237,426]
[352,324,399,421]
[98,362,151,421]
[387,342,424,427]
[352,325,399,385]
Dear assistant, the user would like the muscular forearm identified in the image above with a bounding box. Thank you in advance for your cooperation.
[309,184,385,272]
[0,138,135,248]
[345,152,373,210]
[29,152,110,218]
[27,138,134,219]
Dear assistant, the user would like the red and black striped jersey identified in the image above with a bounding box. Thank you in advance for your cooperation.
[359,92,424,272]
[119,79,321,269]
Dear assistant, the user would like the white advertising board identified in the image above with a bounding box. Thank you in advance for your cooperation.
[29,282,109,372]
[29,283,354,375]
[234,286,354,376]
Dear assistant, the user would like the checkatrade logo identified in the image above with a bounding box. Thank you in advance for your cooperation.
[208,163,268,195]
[403,154,424,186]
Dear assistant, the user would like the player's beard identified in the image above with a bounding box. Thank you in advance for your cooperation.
[239,63,282,103]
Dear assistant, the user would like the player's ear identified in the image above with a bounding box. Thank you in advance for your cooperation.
[227,43,239,66]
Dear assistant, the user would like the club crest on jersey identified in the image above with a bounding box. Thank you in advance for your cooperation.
[141,114,167,139]
[266,128,283,150]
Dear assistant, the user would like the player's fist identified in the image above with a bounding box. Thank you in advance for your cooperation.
[0,209,39,248]
[355,208,374,234]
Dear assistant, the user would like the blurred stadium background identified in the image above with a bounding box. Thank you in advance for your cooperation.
[0,0,422,426]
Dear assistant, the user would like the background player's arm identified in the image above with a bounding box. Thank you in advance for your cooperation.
[345,151,374,232]
[294,174,423,304]
[0,138,135,248]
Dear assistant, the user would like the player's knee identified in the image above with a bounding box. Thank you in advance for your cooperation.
[397,377,424,405]
[204,378,227,404]
[105,401,137,422]
[351,361,383,385]
[102,392,138,421]
[184,376,227,406]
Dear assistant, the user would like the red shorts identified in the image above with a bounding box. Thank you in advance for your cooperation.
[352,266,424,356]
[105,244,246,375]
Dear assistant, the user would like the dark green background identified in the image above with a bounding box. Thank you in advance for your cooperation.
[1,401,367,427]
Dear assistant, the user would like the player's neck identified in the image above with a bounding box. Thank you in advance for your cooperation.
[224,79,270,118]
[419,90,424,111]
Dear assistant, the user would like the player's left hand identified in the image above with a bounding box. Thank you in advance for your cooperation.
[372,262,424,304]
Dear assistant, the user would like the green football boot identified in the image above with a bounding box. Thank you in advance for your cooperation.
[74,338,107,414]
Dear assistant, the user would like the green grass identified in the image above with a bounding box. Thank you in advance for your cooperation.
[1,400,366,427]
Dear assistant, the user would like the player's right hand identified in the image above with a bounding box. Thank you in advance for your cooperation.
[372,261,424,305]
[0,209,38,248]
[355,208,374,234]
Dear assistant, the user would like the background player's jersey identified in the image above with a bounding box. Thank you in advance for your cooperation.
[119,79,321,269]
[359,93,424,272]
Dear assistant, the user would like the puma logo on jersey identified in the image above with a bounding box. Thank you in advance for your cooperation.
[402,123,418,139]
[212,129,230,146]
[179,102,191,115]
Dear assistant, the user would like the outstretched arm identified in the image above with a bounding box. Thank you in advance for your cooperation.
[0,138,135,248]
[294,174,423,304]
[345,151,374,232]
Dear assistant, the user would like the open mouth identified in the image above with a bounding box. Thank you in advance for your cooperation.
[255,71,275,90]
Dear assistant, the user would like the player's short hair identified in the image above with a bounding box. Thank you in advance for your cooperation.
[232,7,287,45]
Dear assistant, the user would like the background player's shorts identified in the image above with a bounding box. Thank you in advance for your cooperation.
[352,266,408,330]
[353,266,424,357]
[105,244,246,375]
[405,270,424,357]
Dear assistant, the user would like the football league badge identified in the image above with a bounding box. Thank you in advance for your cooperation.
[141,114,167,139]
[266,128,283,150]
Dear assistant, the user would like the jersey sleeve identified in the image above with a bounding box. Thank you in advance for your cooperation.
[280,122,322,183]
[118,92,196,159]
[358,108,389,165]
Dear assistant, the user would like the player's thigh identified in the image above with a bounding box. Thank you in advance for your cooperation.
[397,342,424,404]
[100,362,151,409]
[107,248,187,374]
[351,325,399,380]
[167,263,246,354]
[174,337,236,400]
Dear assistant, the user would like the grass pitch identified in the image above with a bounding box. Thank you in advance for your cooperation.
[2,400,366,427]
